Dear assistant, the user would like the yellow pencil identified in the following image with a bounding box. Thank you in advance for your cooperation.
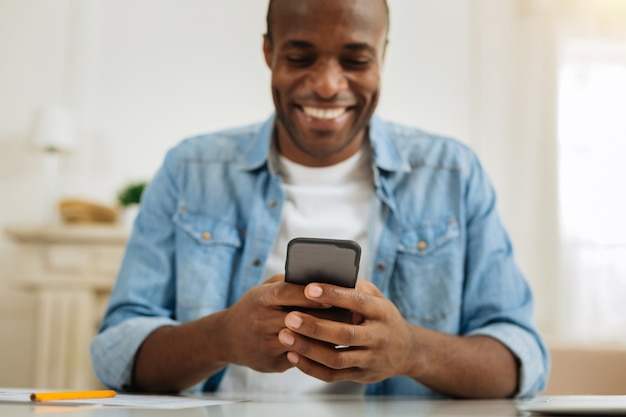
[30,390,117,402]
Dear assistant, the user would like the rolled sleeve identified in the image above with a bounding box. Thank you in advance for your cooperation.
[90,316,179,390]
[461,152,550,398]
[467,322,550,398]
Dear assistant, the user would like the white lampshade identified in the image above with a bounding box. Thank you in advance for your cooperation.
[32,105,77,152]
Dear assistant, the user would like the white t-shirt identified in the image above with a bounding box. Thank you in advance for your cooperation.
[217,148,374,394]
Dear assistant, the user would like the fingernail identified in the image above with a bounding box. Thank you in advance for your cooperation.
[286,314,303,329]
[287,352,299,364]
[307,284,323,298]
[279,331,295,346]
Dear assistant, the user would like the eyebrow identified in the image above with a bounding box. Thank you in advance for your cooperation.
[343,43,377,55]
[283,40,314,50]
[283,40,377,54]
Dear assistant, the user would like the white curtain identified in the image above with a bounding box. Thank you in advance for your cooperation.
[469,0,626,341]
[557,32,626,342]
[468,0,559,334]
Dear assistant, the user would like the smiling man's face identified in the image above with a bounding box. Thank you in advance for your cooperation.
[264,0,388,167]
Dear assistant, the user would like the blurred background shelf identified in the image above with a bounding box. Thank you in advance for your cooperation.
[1,225,128,389]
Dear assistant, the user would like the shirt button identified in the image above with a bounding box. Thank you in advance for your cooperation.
[417,241,427,251]
[268,200,277,208]
[376,263,385,272]
[202,232,212,240]
[252,258,261,267]
[179,207,186,213]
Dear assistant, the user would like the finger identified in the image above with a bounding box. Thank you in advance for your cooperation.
[283,311,371,348]
[260,281,331,310]
[278,326,366,370]
[285,351,365,383]
[303,283,382,317]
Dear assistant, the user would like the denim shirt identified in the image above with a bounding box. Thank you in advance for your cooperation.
[91,114,549,397]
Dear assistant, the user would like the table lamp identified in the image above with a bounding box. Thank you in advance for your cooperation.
[31,105,77,224]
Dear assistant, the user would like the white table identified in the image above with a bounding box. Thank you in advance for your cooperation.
[0,395,522,417]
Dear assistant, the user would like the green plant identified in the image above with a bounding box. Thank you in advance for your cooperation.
[117,181,147,207]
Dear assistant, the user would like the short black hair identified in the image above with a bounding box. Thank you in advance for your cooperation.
[265,0,390,43]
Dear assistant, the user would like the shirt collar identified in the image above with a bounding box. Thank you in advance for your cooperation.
[239,114,276,171]
[239,113,411,174]
[368,114,411,173]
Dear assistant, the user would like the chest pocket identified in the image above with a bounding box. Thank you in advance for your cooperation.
[391,217,462,331]
[173,209,242,318]
[174,210,242,247]
[397,218,459,256]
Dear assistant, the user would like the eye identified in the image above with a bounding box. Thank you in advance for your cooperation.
[343,59,370,70]
[286,56,314,67]
[341,57,372,70]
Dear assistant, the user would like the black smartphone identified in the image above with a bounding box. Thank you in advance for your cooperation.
[284,237,361,288]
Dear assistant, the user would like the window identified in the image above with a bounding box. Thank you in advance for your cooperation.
[558,37,626,341]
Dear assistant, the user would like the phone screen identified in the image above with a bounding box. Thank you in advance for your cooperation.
[284,237,361,288]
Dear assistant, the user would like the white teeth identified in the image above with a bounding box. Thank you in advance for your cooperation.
[302,106,346,120]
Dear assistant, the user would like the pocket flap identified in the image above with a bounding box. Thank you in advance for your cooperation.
[173,209,242,247]
[398,218,459,256]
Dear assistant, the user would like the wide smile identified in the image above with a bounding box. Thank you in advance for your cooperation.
[301,106,348,120]
[295,105,354,130]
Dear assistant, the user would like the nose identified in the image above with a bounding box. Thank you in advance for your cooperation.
[307,59,348,99]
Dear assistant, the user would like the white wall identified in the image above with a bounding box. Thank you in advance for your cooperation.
[0,0,559,355]
[0,0,475,272]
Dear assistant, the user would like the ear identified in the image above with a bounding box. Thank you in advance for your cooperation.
[263,34,273,69]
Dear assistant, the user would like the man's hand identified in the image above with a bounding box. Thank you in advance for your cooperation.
[132,275,330,391]
[277,280,417,383]
[218,275,330,372]
[276,280,519,398]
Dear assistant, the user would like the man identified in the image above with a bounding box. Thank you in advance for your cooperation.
[91,0,549,398]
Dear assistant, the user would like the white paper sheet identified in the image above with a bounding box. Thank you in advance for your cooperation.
[0,389,236,409]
